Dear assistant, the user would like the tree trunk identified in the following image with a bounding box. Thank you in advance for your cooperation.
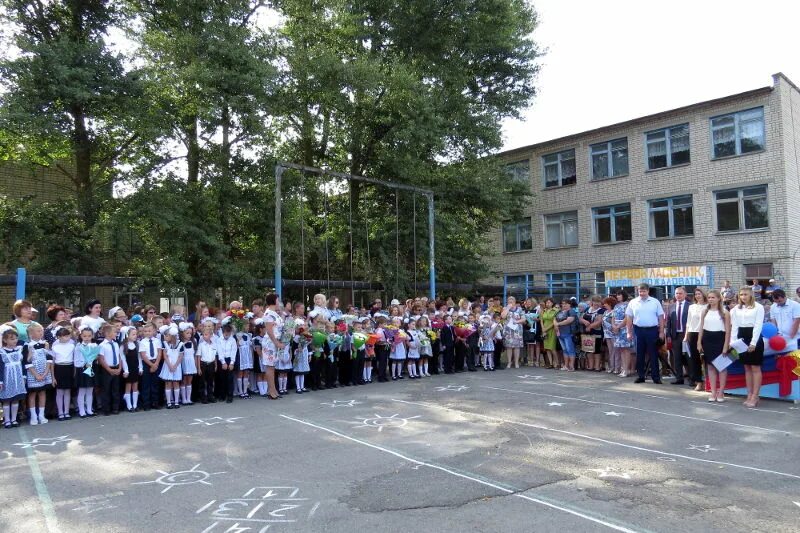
[186,114,200,184]
[71,103,96,227]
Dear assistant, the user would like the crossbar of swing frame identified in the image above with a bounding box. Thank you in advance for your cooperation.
[274,162,436,301]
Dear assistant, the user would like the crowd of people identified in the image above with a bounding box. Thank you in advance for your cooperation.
[1,282,798,428]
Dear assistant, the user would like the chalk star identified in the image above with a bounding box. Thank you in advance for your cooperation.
[320,399,362,407]
[547,402,564,407]
[435,384,469,392]
[352,413,421,432]
[189,416,243,426]
[687,444,718,453]
[13,435,72,449]
[71,492,123,514]
[589,466,634,480]
[518,375,545,380]
[604,411,623,417]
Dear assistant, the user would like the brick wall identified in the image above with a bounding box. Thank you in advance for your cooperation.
[0,161,76,202]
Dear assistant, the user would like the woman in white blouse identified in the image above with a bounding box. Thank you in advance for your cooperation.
[730,286,765,408]
[683,288,707,392]
[697,290,731,402]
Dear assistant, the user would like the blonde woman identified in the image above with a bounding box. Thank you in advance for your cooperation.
[730,286,765,408]
[697,290,731,402]
[684,288,708,392]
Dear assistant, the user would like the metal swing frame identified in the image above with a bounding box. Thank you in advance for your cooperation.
[274,162,436,301]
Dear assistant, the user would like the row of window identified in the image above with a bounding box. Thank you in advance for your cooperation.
[506,107,766,189]
[502,185,768,252]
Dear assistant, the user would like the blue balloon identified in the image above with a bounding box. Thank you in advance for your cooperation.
[761,322,778,339]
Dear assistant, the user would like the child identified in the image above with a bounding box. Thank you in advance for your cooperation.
[360,318,374,383]
[479,315,499,371]
[121,326,142,412]
[197,326,218,403]
[179,323,197,405]
[98,323,123,415]
[312,293,331,321]
[439,314,456,374]
[74,326,100,418]
[251,319,267,396]
[373,316,390,382]
[350,319,366,385]
[308,311,326,391]
[324,322,339,389]
[138,322,163,411]
[417,316,433,377]
[292,316,311,394]
[51,326,75,420]
[159,326,183,409]
[335,318,352,386]
[216,324,237,403]
[405,319,420,379]
[24,324,53,425]
[235,322,253,399]
[389,317,407,380]
[1,328,26,427]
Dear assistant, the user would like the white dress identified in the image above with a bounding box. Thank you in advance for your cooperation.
[159,342,183,381]
[262,310,283,368]
[390,332,407,360]
[406,331,420,360]
[237,333,254,371]
[180,341,197,375]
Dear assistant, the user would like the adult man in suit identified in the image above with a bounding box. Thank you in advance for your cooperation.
[667,286,690,385]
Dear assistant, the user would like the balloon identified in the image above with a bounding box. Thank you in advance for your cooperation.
[761,323,778,339]
[769,335,787,351]
[353,332,368,349]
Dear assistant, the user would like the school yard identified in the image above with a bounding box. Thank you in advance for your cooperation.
[1,369,798,533]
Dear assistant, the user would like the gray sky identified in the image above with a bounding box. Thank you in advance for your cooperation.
[501,0,800,151]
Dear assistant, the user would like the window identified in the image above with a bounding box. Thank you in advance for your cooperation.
[592,204,632,243]
[649,195,693,238]
[547,273,578,298]
[744,263,772,280]
[504,160,530,182]
[544,211,578,248]
[502,219,533,253]
[591,138,628,179]
[542,149,577,188]
[646,124,690,169]
[711,107,765,158]
[595,272,606,296]
[714,186,768,232]
[506,275,527,301]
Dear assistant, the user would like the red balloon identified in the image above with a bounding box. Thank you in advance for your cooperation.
[769,335,787,351]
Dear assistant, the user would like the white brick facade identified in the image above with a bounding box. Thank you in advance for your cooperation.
[488,73,800,300]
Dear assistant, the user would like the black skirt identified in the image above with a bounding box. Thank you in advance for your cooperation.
[75,363,97,388]
[124,351,140,384]
[54,364,75,389]
[701,329,725,364]
[737,326,765,366]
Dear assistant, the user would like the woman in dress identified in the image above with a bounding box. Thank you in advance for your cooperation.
[10,299,40,343]
[697,290,731,402]
[522,298,541,367]
[684,288,708,391]
[612,292,633,377]
[80,299,105,340]
[540,298,559,369]
[261,293,283,399]
[500,296,525,369]
[601,297,619,373]
[730,286,765,407]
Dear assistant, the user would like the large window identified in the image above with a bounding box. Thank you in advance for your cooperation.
[542,149,576,188]
[595,272,607,296]
[646,124,690,169]
[506,275,527,301]
[711,107,765,158]
[505,160,530,182]
[591,138,628,179]
[714,186,768,232]
[502,219,533,253]
[649,195,693,238]
[592,204,632,243]
[547,273,579,298]
[744,263,772,280]
[544,211,578,248]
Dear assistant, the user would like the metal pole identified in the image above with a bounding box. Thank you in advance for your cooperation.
[427,193,436,301]
[16,267,26,300]
[275,165,285,299]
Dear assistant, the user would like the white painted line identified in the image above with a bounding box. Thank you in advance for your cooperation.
[391,399,800,481]
[18,428,60,532]
[280,414,644,533]
[484,386,790,434]
[308,501,320,518]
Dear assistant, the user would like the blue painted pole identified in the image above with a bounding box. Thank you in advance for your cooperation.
[274,166,284,299]
[428,194,436,301]
[16,267,26,300]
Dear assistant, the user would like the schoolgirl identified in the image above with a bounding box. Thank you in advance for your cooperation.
[179,323,197,405]
[234,321,254,399]
[405,319,421,379]
[24,323,53,425]
[121,326,142,412]
[416,316,433,377]
[51,326,75,420]
[74,326,100,418]
[389,317,407,380]
[478,315,499,371]
[216,324,238,403]
[277,303,303,395]
[373,315,390,382]
[1,328,26,427]
[349,319,367,384]
[159,326,183,409]
[307,311,327,391]
[292,311,311,394]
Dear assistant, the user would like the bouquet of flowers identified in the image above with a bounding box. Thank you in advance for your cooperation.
[453,319,476,340]
[339,314,358,328]
[335,321,349,334]
[524,312,539,328]
[394,329,408,345]
[419,331,432,349]
[431,318,444,330]
[296,323,313,347]
[281,317,297,345]
[226,308,249,331]
[311,328,327,357]
[383,324,398,344]
[425,329,438,343]
[353,332,368,350]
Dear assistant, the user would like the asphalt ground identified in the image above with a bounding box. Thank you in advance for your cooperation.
[1,367,798,533]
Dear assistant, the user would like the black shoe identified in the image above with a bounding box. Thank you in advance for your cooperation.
[11,421,19,427]
[166,404,173,410]
[468,368,477,372]
[634,377,646,383]
[143,407,150,412]
[671,380,685,385]
[226,397,233,403]
[653,379,663,384]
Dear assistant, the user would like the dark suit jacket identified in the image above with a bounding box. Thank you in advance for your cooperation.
[666,300,690,338]
[439,325,455,349]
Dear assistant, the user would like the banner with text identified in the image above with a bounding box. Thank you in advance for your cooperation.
[605,266,709,288]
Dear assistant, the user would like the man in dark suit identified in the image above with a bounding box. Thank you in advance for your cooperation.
[439,315,456,374]
[667,286,690,385]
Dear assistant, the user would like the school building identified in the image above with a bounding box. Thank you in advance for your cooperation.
[488,72,800,302]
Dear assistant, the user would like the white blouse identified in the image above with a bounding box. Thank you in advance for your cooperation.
[701,310,726,332]
[730,303,765,346]
[51,340,75,365]
[685,304,707,333]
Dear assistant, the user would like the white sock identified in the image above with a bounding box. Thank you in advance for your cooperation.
[11,403,18,422]
[132,391,139,408]
[408,364,415,377]
[295,375,302,391]
[368,366,373,380]
[362,367,368,381]
[124,393,132,410]
[2,404,9,423]
[233,378,240,395]
[77,389,86,416]
[186,385,192,402]
[488,354,494,369]
[56,390,65,416]
[30,408,38,425]
[300,375,305,389]
[179,386,186,403]
[85,388,94,414]
[165,388,173,404]
[423,362,429,375]
[37,407,47,422]
[242,377,249,395]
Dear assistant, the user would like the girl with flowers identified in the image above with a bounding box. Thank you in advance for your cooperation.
[417,316,434,377]
[405,319,421,379]
[388,317,407,380]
